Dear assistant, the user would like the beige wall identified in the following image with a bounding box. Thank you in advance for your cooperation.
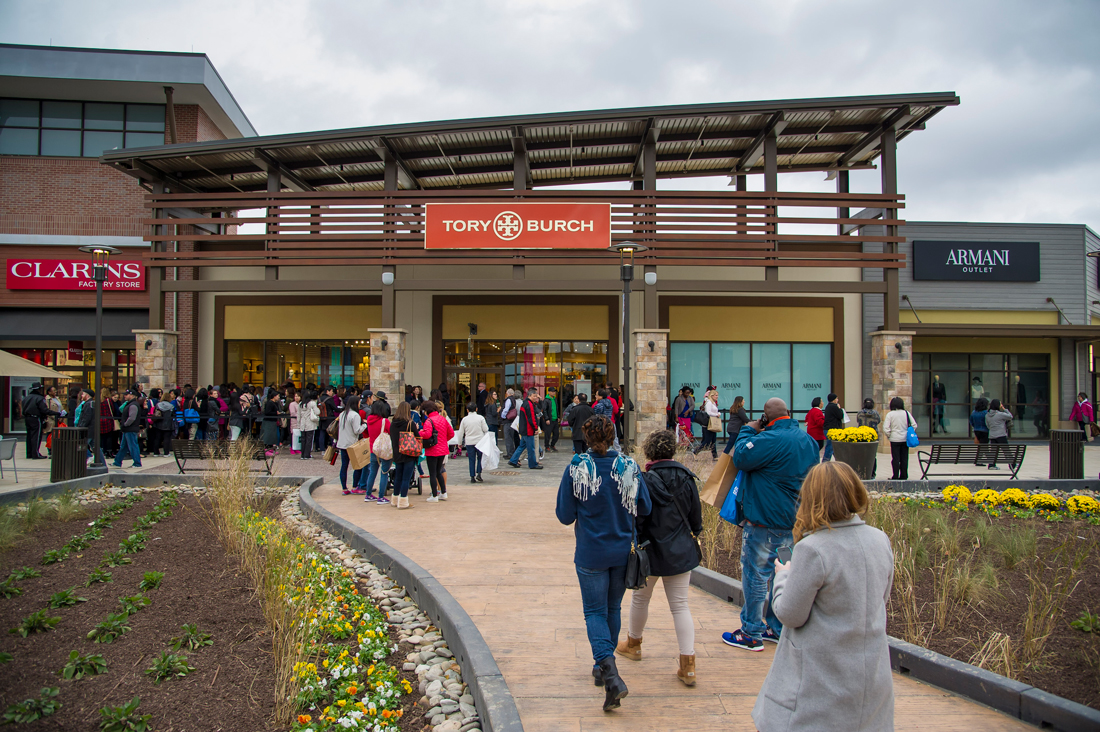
[441,304,609,341]
[902,310,1059,325]
[224,304,382,340]
[668,305,834,342]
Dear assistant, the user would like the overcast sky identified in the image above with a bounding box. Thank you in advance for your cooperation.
[3,0,1098,231]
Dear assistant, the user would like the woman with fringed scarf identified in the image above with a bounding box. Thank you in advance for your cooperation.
[555,415,652,713]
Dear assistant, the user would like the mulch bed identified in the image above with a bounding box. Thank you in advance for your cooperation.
[700,514,1100,710]
[0,494,425,730]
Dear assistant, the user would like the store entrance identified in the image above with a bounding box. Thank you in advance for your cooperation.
[444,370,503,423]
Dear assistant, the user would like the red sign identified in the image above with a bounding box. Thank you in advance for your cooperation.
[425,203,611,249]
[6,259,146,291]
[68,341,83,360]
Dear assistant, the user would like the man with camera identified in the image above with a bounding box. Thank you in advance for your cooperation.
[721,397,819,652]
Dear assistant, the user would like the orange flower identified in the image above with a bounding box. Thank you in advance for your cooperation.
[346,684,358,695]
[297,714,311,724]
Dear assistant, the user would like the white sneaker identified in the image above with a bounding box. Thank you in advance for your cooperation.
[440,493,448,501]
[426,496,440,503]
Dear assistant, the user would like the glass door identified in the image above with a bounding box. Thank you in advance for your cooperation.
[445,370,503,423]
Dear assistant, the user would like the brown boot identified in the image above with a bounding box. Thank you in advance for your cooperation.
[677,654,696,686]
[615,635,642,661]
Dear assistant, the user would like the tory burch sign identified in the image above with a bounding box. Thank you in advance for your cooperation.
[424,203,611,249]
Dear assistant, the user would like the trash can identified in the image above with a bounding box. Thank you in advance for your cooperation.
[1049,429,1084,480]
[50,427,88,483]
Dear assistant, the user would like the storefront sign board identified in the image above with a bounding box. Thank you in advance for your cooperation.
[68,341,83,361]
[912,241,1040,282]
[6,259,146,291]
[425,203,611,249]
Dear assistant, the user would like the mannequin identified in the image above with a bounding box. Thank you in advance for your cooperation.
[971,377,984,401]
[1014,374,1026,419]
[931,375,947,433]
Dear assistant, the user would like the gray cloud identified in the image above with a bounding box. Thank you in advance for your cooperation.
[2,0,1097,229]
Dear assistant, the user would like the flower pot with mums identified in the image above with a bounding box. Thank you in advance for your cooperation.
[827,427,879,479]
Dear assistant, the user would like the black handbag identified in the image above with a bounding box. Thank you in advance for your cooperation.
[691,409,709,427]
[624,516,651,591]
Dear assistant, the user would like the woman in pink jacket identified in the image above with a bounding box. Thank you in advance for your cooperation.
[1070,392,1094,442]
[419,401,455,503]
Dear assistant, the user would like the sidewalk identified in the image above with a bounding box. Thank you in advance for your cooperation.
[313,461,1034,732]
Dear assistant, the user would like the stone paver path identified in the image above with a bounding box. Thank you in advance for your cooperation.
[314,457,1035,732]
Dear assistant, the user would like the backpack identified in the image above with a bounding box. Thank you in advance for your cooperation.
[183,399,200,425]
[319,400,330,419]
[422,417,439,450]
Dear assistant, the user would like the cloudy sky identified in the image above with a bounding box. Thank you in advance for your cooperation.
[3,0,1098,231]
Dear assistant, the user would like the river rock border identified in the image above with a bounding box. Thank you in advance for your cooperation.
[689,567,1100,732]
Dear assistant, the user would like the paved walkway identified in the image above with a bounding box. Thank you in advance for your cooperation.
[314,453,1035,732]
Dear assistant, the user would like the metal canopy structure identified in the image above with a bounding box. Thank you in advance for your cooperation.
[100,92,959,192]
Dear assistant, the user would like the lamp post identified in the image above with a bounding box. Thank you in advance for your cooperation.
[608,241,649,452]
[78,245,121,475]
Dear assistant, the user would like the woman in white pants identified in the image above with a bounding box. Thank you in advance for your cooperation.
[616,430,704,686]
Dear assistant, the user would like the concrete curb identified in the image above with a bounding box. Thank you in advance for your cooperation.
[689,567,1100,732]
[298,481,524,732]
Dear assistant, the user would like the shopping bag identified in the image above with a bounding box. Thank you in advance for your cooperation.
[323,444,337,464]
[707,415,722,432]
[347,438,372,470]
[291,428,302,453]
[718,471,744,526]
[475,431,500,471]
[906,413,920,448]
[510,414,521,432]
[699,452,737,508]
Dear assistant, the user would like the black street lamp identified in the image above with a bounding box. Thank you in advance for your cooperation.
[608,240,649,452]
[78,244,121,475]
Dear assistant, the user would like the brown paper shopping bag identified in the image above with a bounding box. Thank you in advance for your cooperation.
[699,451,737,508]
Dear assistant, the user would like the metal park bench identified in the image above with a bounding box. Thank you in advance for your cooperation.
[171,440,275,475]
[917,443,1026,480]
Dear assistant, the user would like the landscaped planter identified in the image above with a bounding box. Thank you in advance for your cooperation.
[831,440,878,479]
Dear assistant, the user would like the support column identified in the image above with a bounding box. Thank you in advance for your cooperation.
[381,265,395,328]
[133,329,179,390]
[764,134,779,282]
[870,331,914,451]
[836,170,849,235]
[265,170,280,281]
[368,328,407,400]
[633,329,670,442]
[881,128,900,331]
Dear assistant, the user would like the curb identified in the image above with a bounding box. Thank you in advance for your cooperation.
[689,567,1100,732]
[298,481,524,732]
[0,472,305,505]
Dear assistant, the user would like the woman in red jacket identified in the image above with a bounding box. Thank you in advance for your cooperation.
[806,397,826,460]
[419,401,455,503]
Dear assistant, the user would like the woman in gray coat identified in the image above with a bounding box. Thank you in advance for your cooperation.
[753,461,894,732]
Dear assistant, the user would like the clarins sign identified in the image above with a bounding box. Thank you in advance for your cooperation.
[912,241,1040,282]
[424,203,611,249]
[6,259,146,291]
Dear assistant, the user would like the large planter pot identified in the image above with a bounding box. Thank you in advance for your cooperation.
[831,440,878,480]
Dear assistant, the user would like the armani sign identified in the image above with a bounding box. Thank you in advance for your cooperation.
[911,240,1040,282]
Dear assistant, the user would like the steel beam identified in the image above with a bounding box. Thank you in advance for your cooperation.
[735,112,787,172]
[839,106,913,167]
[252,148,314,192]
[512,126,530,191]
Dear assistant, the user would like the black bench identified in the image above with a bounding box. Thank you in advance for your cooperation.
[918,443,1026,480]
[172,440,275,475]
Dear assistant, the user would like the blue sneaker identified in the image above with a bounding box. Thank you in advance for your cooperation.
[761,627,780,644]
[721,629,763,652]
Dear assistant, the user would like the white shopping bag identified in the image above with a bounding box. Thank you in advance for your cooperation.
[510,414,521,432]
[291,428,302,452]
[842,410,851,424]
[475,431,501,471]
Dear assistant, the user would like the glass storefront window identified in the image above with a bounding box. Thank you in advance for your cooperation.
[227,341,369,389]
[913,352,1049,438]
[3,347,134,397]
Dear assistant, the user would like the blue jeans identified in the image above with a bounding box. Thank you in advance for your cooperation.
[510,434,537,468]
[392,460,416,499]
[575,564,627,663]
[339,449,355,491]
[822,438,834,462]
[359,452,392,496]
[740,522,791,640]
[113,432,142,467]
[467,449,482,478]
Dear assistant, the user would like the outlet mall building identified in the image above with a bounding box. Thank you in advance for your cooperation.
[33,90,1098,440]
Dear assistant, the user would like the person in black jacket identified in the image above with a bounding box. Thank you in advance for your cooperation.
[567,394,595,454]
[822,392,845,462]
[21,383,58,459]
[616,429,703,687]
[112,391,144,468]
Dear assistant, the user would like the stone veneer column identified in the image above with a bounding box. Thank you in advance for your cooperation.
[368,328,407,401]
[132,330,180,390]
[871,331,915,451]
[633,328,670,443]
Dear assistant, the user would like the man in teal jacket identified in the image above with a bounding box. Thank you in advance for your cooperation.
[722,397,819,652]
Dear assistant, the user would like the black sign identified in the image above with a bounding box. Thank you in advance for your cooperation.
[912,240,1040,282]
